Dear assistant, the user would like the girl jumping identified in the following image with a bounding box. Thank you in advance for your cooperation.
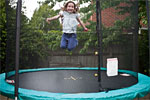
[46,1,88,51]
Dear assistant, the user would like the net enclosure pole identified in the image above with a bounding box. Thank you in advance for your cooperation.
[146,0,150,76]
[132,0,139,73]
[5,0,9,77]
[96,0,103,91]
[15,0,22,99]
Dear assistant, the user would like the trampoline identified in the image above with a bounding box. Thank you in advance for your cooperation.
[0,67,150,100]
[1,0,150,100]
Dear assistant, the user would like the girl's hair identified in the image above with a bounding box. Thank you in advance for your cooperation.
[62,1,79,13]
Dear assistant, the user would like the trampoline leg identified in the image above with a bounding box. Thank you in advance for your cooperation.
[99,83,109,93]
[137,95,140,100]
[15,97,18,100]
[99,88,109,93]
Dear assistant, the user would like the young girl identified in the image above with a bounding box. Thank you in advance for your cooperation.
[46,1,88,51]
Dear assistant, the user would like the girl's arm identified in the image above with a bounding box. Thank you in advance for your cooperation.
[76,17,88,31]
[46,14,62,24]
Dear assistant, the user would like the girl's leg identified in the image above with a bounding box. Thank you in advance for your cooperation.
[67,34,78,51]
[60,33,67,49]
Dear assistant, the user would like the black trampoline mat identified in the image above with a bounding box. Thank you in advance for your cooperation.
[9,69,138,93]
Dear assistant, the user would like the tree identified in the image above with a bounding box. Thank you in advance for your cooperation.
[138,0,149,75]
[139,0,147,26]
[19,3,61,68]
[0,0,21,72]
[0,0,30,70]
[0,0,7,73]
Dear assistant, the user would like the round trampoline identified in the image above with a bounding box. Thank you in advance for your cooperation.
[2,0,150,100]
[0,67,150,100]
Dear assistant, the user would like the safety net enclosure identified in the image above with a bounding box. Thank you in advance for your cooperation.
[0,0,150,100]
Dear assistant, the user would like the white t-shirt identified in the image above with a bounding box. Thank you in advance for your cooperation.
[60,11,80,33]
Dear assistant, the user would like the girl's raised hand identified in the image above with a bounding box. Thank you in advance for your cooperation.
[46,18,50,24]
[84,28,88,32]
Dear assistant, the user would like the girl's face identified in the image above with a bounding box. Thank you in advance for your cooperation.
[66,3,75,13]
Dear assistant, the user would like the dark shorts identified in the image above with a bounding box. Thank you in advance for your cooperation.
[60,33,78,51]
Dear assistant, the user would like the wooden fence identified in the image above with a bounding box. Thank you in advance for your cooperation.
[38,43,133,70]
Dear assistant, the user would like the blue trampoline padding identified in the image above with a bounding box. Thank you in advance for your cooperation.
[0,67,150,100]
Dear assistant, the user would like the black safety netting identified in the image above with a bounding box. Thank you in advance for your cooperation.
[5,0,139,93]
[97,0,139,89]
[146,0,150,76]
[100,0,139,71]
[5,0,16,78]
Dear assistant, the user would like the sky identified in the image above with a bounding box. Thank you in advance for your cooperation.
[23,0,69,19]
[23,0,47,19]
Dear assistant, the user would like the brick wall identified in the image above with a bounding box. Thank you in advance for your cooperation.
[90,3,129,27]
